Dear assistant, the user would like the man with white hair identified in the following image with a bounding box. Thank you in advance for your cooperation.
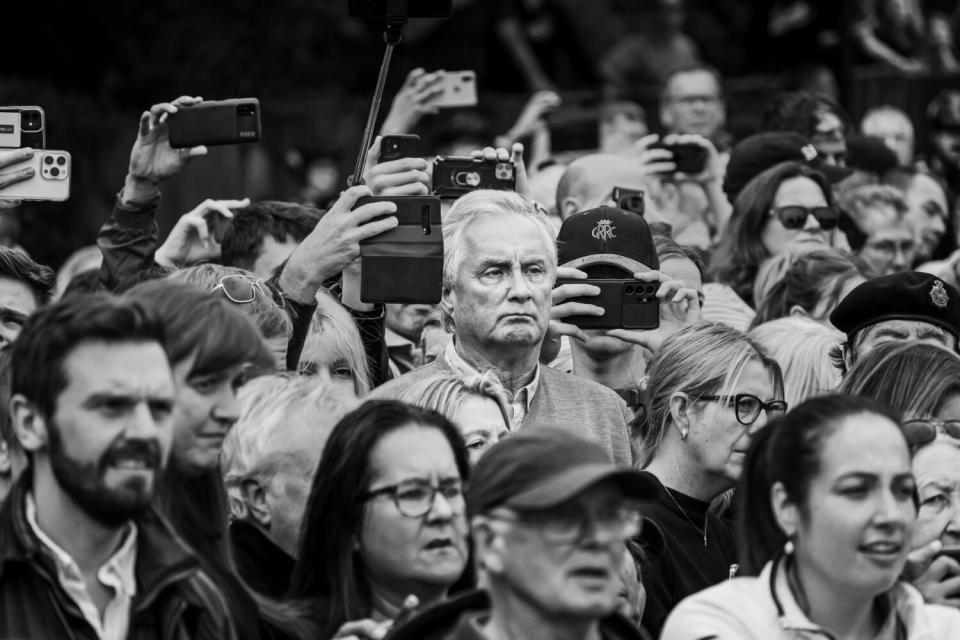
[368,189,636,465]
[221,374,358,597]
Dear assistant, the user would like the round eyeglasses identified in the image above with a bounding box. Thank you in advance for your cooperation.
[698,393,788,426]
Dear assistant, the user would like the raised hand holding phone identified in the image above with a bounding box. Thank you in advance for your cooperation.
[363,136,430,196]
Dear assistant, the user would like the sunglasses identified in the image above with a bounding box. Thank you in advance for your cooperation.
[211,275,285,309]
[770,206,839,230]
[903,419,960,448]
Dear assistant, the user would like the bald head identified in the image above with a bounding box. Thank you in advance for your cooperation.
[556,154,662,222]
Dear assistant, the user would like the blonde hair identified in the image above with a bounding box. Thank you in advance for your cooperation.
[396,370,512,427]
[221,373,359,520]
[638,322,783,468]
[749,317,843,408]
[298,290,371,396]
[440,189,557,332]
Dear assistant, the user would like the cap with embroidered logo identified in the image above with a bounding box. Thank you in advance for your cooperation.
[557,206,659,278]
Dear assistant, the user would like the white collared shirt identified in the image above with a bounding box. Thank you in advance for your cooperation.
[442,341,538,430]
[26,494,138,640]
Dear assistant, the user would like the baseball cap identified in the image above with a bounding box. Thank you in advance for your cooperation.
[829,271,960,340]
[466,429,659,518]
[557,206,659,278]
[724,131,852,203]
[846,135,899,175]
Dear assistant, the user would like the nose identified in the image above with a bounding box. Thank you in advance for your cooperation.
[425,488,456,522]
[748,411,769,436]
[127,402,161,440]
[873,488,909,528]
[212,384,241,425]
[932,215,947,235]
[892,247,908,270]
[507,267,533,301]
[802,212,822,231]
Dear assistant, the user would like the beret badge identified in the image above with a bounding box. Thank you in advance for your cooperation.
[931,280,950,310]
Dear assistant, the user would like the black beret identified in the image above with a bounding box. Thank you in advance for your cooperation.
[846,135,898,175]
[724,131,852,203]
[829,271,960,340]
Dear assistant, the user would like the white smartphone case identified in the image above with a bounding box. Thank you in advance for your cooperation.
[0,150,71,201]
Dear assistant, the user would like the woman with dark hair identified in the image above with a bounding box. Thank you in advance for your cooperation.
[708,161,840,308]
[750,249,872,328]
[125,279,277,640]
[662,395,960,639]
[291,400,472,639]
[634,322,785,636]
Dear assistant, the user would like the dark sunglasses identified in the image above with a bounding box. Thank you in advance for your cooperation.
[770,205,839,231]
[211,275,285,309]
[903,419,960,448]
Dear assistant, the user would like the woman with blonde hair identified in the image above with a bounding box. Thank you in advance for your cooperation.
[749,317,844,408]
[299,289,372,396]
[396,371,510,465]
[635,321,785,637]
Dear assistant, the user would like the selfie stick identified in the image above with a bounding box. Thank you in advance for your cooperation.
[348,2,408,186]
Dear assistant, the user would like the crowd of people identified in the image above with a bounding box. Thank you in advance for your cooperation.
[7,5,960,639]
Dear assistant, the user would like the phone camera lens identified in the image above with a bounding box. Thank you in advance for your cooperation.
[43,156,53,165]
[56,156,66,166]
[625,285,635,295]
[50,167,60,177]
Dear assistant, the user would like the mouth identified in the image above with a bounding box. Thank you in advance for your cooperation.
[569,567,612,581]
[424,538,455,551]
[109,458,155,471]
[859,540,904,562]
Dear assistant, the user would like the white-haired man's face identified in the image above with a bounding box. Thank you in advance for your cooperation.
[444,213,555,357]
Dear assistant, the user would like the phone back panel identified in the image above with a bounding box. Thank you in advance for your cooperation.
[427,71,477,108]
[555,278,659,330]
[167,98,261,148]
[0,150,70,201]
[0,107,45,149]
[358,196,444,303]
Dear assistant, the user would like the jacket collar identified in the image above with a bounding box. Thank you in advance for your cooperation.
[766,555,927,638]
[0,473,200,605]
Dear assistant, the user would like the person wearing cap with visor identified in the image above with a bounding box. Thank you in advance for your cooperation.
[385,429,658,640]
[829,271,960,375]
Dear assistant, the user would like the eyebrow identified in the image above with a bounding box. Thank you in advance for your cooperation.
[918,327,950,341]
[0,308,28,325]
[871,328,909,340]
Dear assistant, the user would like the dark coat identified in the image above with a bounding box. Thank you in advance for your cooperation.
[0,475,236,640]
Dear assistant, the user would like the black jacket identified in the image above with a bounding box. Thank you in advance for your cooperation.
[385,590,650,640]
[0,475,236,640]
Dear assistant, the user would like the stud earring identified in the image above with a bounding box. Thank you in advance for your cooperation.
[680,428,689,441]
[784,539,795,555]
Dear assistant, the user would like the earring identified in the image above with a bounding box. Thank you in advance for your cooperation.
[680,428,689,441]
[784,539,795,555]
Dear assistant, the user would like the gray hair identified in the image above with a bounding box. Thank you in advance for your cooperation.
[440,189,557,332]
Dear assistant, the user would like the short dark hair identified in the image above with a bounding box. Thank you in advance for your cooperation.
[760,91,849,138]
[654,234,705,279]
[0,247,56,307]
[124,279,274,375]
[736,394,902,575]
[10,294,166,419]
[220,201,322,272]
[291,400,471,637]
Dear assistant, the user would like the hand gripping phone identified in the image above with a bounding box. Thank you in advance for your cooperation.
[380,134,422,162]
[554,278,659,330]
[0,106,46,149]
[0,150,70,201]
[167,98,261,149]
[612,187,645,216]
[357,196,443,303]
[432,156,516,198]
[649,142,708,174]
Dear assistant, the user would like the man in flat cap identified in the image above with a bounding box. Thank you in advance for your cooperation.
[386,429,657,640]
[829,271,960,374]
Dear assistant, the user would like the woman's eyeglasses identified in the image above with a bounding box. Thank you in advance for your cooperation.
[362,478,465,518]
[211,275,285,309]
[903,419,960,448]
[698,393,788,426]
[770,206,839,231]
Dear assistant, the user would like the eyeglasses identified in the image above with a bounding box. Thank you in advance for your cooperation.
[698,394,788,426]
[489,502,643,545]
[770,206,839,230]
[211,275,285,309]
[362,478,465,518]
[902,419,960,448]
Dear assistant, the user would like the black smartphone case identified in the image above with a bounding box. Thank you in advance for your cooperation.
[555,278,659,330]
[167,98,261,148]
[432,156,516,198]
[358,196,444,303]
[380,135,422,162]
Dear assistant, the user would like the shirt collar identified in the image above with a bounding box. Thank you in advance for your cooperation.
[26,492,138,597]
[442,340,540,412]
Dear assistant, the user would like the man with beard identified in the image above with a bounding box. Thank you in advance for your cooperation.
[0,295,235,639]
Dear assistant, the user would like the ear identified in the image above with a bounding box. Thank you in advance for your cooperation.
[668,392,694,436]
[561,197,581,221]
[841,342,855,371]
[472,516,506,575]
[440,285,456,330]
[11,394,47,454]
[789,305,810,319]
[0,441,11,475]
[240,479,271,528]
[659,104,674,131]
[770,481,800,540]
